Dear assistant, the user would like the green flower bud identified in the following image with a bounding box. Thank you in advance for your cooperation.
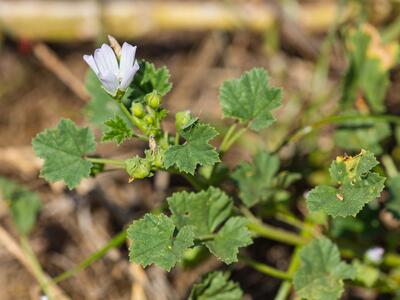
[131,102,145,118]
[125,156,151,181]
[145,91,162,109]
[175,110,197,131]
[144,115,154,125]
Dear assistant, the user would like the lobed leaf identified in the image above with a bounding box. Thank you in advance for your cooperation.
[293,237,356,300]
[164,123,220,174]
[102,115,133,145]
[32,119,96,189]
[168,187,252,264]
[189,271,243,300]
[0,177,42,234]
[205,217,252,264]
[231,150,280,207]
[307,150,385,217]
[127,213,194,271]
[219,68,282,131]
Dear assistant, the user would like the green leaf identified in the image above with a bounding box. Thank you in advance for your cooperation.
[231,151,280,207]
[293,237,356,300]
[334,116,391,155]
[128,60,172,103]
[164,123,220,174]
[127,213,194,271]
[386,175,400,220]
[219,68,282,131]
[307,150,385,217]
[0,177,41,234]
[168,187,252,264]
[206,217,252,264]
[83,70,126,128]
[168,187,232,237]
[189,271,243,300]
[102,115,133,145]
[32,119,96,189]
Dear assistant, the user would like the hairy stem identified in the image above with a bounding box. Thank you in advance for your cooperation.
[86,157,125,167]
[241,206,308,246]
[241,256,292,280]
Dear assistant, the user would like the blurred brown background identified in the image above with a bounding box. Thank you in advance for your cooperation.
[0,0,399,299]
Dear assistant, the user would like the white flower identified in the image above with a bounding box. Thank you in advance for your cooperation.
[365,247,384,264]
[83,42,139,96]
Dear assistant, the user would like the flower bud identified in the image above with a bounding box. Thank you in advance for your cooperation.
[108,35,122,58]
[131,103,145,118]
[125,156,151,182]
[144,115,154,125]
[145,91,162,109]
[175,110,196,131]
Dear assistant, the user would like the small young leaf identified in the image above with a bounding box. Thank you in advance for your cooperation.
[102,115,133,145]
[32,119,96,189]
[219,68,282,131]
[205,217,252,264]
[164,123,220,174]
[293,237,356,300]
[189,271,243,300]
[168,187,253,264]
[127,213,194,271]
[307,150,385,217]
[0,177,41,234]
[232,151,280,207]
[128,60,172,103]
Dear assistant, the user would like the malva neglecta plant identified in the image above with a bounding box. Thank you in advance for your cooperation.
[0,24,399,299]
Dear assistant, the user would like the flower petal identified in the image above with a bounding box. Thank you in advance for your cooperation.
[119,60,140,90]
[119,43,137,79]
[94,44,119,76]
[99,71,119,96]
[83,55,100,75]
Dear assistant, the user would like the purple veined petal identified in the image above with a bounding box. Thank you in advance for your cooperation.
[83,55,100,75]
[119,43,137,79]
[99,71,119,96]
[119,60,140,90]
[94,44,119,77]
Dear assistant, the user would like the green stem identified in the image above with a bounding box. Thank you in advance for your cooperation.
[276,114,400,152]
[219,123,237,152]
[20,235,54,300]
[274,221,313,300]
[241,206,307,246]
[181,173,205,191]
[117,101,137,127]
[247,222,307,246]
[241,256,292,280]
[86,157,125,167]
[220,127,247,153]
[174,132,180,145]
[53,230,127,283]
